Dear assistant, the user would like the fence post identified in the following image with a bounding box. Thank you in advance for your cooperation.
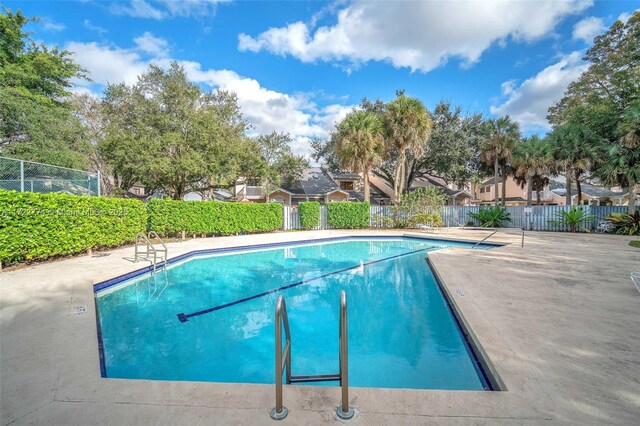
[97,171,101,197]
[19,160,24,192]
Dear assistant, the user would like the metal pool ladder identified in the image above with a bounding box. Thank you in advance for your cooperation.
[271,290,354,421]
[134,231,167,273]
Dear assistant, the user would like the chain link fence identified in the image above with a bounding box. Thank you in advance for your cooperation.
[0,156,100,196]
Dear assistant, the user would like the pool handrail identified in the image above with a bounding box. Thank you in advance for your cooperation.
[471,229,524,248]
[472,230,498,249]
[134,231,167,273]
[271,290,354,420]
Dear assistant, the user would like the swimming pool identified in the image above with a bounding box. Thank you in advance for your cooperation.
[95,236,495,390]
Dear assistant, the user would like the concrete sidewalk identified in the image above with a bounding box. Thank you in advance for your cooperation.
[1,229,639,425]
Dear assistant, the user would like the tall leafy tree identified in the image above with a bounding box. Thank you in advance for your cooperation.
[336,110,386,202]
[101,63,257,199]
[406,101,482,189]
[512,136,553,205]
[480,116,521,206]
[255,131,307,187]
[549,11,640,212]
[0,7,88,168]
[384,92,432,203]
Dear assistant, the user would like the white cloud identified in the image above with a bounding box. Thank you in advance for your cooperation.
[67,41,147,86]
[572,16,606,43]
[65,37,353,158]
[238,0,592,73]
[110,0,229,20]
[134,32,169,56]
[490,52,588,132]
[83,20,108,35]
[110,0,166,20]
[40,18,65,32]
[500,80,517,96]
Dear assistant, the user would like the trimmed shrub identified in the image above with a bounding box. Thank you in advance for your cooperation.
[0,190,147,264]
[468,207,512,228]
[147,199,283,237]
[327,202,370,229]
[408,213,444,228]
[299,201,321,230]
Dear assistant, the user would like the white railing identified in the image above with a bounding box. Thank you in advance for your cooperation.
[245,186,264,197]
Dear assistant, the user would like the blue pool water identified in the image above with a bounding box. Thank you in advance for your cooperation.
[95,237,492,390]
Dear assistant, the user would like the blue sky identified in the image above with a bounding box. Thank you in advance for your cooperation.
[6,0,639,158]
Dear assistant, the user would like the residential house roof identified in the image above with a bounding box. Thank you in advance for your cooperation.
[411,176,471,198]
[482,176,503,185]
[280,168,342,197]
[277,168,390,204]
[548,176,626,198]
[213,188,233,201]
[344,184,390,202]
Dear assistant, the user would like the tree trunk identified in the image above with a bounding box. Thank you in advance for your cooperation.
[393,152,405,205]
[575,170,582,205]
[494,158,499,207]
[629,181,637,214]
[363,168,371,204]
[526,179,532,206]
[501,166,507,207]
[565,167,572,206]
[536,188,541,205]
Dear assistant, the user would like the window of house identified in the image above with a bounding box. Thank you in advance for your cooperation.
[480,187,485,193]
[339,181,354,190]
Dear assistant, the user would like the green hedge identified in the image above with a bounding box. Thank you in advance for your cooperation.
[0,190,146,264]
[299,201,321,230]
[327,202,370,229]
[147,199,283,237]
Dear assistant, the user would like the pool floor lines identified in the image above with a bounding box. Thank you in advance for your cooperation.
[176,247,438,323]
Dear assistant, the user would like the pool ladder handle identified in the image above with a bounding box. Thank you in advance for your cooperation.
[271,290,354,421]
[134,231,168,274]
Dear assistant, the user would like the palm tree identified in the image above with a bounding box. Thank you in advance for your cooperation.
[384,94,432,204]
[481,116,521,206]
[470,173,483,201]
[599,142,640,214]
[512,136,553,205]
[547,122,602,205]
[607,101,640,213]
[336,110,386,203]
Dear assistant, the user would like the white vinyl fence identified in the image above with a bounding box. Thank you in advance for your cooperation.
[282,204,636,232]
[283,206,328,230]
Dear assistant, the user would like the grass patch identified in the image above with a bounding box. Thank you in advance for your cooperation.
[629,241,640,249]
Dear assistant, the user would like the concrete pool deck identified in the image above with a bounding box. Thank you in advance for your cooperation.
[1,229,639,425]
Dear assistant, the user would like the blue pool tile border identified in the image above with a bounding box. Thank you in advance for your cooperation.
[425,256,499,391]
[92,235,501,293]
[93,234,502,381]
